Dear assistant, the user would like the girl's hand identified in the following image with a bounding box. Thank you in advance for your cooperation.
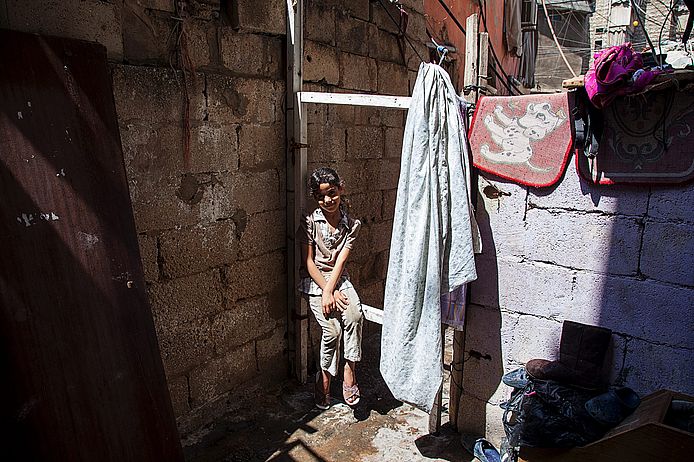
[334,290,349,311]
[321,291,335,316]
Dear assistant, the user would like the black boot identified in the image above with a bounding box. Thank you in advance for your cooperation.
[526,321,612,389]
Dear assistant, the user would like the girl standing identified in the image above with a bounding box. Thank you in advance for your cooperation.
[298,167,363,409]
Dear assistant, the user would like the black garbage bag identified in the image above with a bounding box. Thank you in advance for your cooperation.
[503,378,608,448]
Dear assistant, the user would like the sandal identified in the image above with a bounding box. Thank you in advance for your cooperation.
[342,382,361,406]
[315,371,331,410]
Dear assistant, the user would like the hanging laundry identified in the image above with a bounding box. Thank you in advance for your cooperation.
[380,63,480,413]
[505,0,523,57]
[469,92,574,188]
[576,86,694,185]
[584,43,661,109]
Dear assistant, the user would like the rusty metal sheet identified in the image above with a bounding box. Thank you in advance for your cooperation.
[0,29,183,461]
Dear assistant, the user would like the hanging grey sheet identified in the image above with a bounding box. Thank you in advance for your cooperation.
[380,63,480,412]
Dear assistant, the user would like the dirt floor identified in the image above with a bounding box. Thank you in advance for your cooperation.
[183,330,476,462]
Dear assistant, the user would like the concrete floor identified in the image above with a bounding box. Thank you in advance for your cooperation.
[184,331,476,462]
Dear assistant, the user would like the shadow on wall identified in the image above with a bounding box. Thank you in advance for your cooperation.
[455,190,504,442]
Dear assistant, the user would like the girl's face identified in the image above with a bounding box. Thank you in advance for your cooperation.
[314,182,343,215]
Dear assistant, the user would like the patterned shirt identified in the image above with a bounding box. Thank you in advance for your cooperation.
[297,208,361,295]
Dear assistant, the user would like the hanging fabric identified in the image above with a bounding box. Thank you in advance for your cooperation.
[380,63,480,412]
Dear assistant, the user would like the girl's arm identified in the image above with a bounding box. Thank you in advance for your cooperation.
[302,243,335,315]
[326,247,352,311]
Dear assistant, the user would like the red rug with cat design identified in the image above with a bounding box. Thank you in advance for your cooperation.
[576,87,694,185]
[469,92,573,187]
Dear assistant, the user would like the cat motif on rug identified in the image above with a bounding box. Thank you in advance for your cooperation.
[481,102,566,171]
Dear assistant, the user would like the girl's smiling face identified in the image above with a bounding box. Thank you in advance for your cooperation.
[314,182,343,215]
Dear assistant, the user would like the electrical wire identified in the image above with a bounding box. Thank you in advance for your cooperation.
[376,0,426,64]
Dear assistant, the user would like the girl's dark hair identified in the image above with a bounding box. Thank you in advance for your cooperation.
[308,166,350,212]
[308,167,343,196]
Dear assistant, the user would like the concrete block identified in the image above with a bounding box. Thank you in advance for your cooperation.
[405,41,428,71]
[340,52,377,91]
[376,158,400,190]
[227,250,285,301]
[475,177,528,258]
[138,233,159,283]
[183,19,217,69]
[369,220,393,253]
[165,374,190,418]
[148,269,225,328]
[501,311,563,364]
[139,1,175,12]
[471,255,575,318]
[187,0,221,20]
[304,40,340,85]
[327,102,355,127]
[528,159,649,215]
[357,280,385,309]
[572,272,694,349]
[5,0,123,60]
[525,208,641,275]
[120,122,184,182]
[621,338,694,396]
[205,75,280,125]
[307,123,347,163]
[371,0,400,34]
[347,126,383,159]
[649,183,694,224]
[127,173,214,232]
[225,169,281,215]
[190,122,239,173]
[382,189,397,220]
[256,325,288,380]
[384,127,404,160]
[641,221,694,286]
[211,295,279,353]
[156,317,214,376]
[238,123,285,171]
[348,224,370,263]
[305,3,336,45]
[406,11,428,43]
[234,0,286,35]
[369,29,403,64]
[238,209,286,260]
[221,30,282,79]
[345,0,370,21]
[606,334,627,386]
[188,342,256,406]
[159,221,239,278]
[353,106,404,128]
[378,61,410,96]
[113,65,182,123]
[336,12,373,56]
[348,192,383,224]
[122,8,175,65]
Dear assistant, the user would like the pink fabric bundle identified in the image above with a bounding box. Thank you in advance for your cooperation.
[584,43,659,108]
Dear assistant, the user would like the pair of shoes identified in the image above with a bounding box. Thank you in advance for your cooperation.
[342,382,360,406]
[585,387,640,427]
[473,438,501,462]
[502,367,529,389]
[315,371,331,410]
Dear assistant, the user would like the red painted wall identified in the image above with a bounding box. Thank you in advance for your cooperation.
[424,0,520,93]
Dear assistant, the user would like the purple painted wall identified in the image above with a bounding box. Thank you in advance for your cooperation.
[456,156,694,443]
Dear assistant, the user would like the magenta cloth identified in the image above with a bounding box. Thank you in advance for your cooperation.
[584,43,659,109]
[441,284,467,331]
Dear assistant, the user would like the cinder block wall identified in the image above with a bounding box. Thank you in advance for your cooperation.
[457,158,694,443]
[301,0,429,358]
[0,0,288,433]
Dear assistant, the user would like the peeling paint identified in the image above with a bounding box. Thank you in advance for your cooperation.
[17,111,23,119]
[77,231,100,249]
[16,212,60,227]
[27,101,32,107]
[56,168,66,177]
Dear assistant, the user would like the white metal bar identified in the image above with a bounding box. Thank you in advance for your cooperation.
[299,91,411,109]
[286,0,308,384]
[361,304,384,325]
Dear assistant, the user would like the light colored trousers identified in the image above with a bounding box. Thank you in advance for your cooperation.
[307,285,363,377]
